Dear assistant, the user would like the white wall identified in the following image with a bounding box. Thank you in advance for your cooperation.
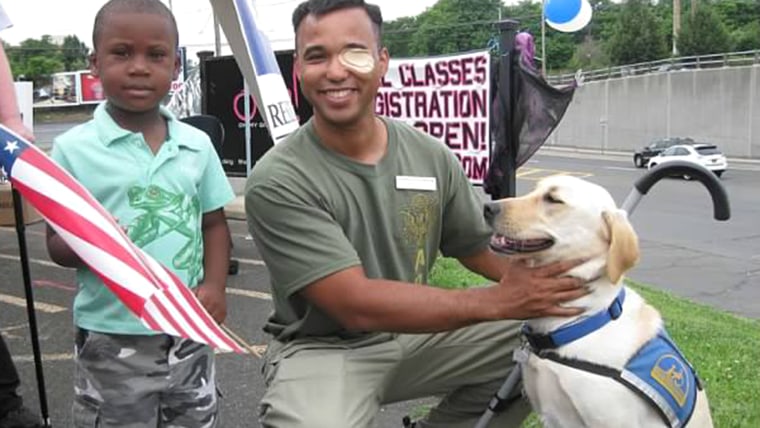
[549,64,760,159]
[13,81,33,132]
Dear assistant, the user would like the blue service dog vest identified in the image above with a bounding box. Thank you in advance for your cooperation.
[535,330,700,428]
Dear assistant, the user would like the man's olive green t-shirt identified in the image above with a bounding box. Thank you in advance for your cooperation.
[245,118,492,341]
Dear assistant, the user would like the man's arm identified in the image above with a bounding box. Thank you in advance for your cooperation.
[195,208,230,324]
[301,257,586,334]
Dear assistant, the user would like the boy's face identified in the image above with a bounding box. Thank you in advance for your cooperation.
[294,7,388,128]
[90,12,180,114]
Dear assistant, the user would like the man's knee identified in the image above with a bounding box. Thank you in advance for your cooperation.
[259,402,360,428]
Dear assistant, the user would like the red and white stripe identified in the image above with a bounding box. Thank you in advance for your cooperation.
[3,126,245,353]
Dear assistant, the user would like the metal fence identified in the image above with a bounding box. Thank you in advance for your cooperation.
[547,50,760,86]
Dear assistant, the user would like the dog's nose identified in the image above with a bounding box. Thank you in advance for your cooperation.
[483,202,501,225]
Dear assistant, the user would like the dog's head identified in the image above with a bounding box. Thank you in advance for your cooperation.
[484,175,639,284]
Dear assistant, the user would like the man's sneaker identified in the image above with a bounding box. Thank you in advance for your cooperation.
[0,406,44,428]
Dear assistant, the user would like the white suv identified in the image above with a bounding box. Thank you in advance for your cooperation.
[647,143,727,178]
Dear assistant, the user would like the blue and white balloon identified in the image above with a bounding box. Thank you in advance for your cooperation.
[544,0,593,33]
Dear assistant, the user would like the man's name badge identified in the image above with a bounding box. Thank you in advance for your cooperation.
[395,176,437,191]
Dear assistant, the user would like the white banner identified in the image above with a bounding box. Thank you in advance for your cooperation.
[210,0,299,144]
[376,51,491,184]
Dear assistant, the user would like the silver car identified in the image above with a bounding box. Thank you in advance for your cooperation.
[647,143,727,179]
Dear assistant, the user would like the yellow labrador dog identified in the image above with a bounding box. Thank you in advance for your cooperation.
[484,175,713,428]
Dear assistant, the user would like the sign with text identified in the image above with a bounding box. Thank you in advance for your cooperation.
[210,0,299,143]
[203,53,311,177]
[203,51,491,182]
[377,51,491,184]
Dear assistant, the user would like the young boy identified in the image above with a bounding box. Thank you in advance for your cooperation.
[46,1,234,427]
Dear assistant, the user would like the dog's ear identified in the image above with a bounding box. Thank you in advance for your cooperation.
[602,209,640,284]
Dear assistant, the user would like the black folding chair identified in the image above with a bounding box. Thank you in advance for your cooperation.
[180,114,240,275]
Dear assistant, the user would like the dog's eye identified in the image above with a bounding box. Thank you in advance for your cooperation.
[544,193,563,204]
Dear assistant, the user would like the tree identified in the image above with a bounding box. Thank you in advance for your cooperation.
[383,16,418,57]
[569,36,610,71]
[544,33,576,71]
[712,0,760,51]
[5,36,64,87]
[678,5,731,56]
[383,0,755,73]
[61,35,90,71]
[22,56,64,87]
[606,0,667,65]
[712,0,760,32]
[407,0,502,56]
[730,21,760,51]
[588,0,623,42]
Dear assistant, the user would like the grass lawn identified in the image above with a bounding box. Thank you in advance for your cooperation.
[427,257,760,428]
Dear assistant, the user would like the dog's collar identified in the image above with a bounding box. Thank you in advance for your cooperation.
[523,288,626,351]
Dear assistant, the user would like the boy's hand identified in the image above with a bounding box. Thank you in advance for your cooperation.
[195,282,227,324]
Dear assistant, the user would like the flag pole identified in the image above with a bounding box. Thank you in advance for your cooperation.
[10,188,51,427]
[496,19,519,199]
[221,324,263,358]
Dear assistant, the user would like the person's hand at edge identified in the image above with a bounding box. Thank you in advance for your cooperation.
[2,115,34,142]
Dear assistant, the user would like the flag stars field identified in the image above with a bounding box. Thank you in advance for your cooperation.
[4,139,18,154]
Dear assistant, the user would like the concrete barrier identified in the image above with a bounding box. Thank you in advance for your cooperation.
[548,64,760,159]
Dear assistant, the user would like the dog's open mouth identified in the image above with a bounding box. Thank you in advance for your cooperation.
[489,234,555,254]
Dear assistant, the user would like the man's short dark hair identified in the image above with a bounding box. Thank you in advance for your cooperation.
[93,0,179,49]
[292,0,383,44]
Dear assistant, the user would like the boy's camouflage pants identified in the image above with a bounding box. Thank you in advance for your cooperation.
[72,328,218,428]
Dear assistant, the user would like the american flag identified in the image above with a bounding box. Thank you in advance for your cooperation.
[0,124,246,353]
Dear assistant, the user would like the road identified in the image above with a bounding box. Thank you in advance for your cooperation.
[31,122,76,152]
[1,122,758,426]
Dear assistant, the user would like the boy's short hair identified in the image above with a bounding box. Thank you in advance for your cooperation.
[92,0,179,49]
[292,0,383,45]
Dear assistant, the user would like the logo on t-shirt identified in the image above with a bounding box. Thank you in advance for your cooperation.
[126,185,202,283]
[401,193,438,284]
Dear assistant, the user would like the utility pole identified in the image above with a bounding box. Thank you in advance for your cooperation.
[541,0,547,76]
[690,0,697,20]
[672,0,681,56]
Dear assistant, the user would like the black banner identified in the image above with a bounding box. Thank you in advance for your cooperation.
[202,53,313,176]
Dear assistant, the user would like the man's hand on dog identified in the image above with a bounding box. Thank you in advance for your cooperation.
[495,259,588,319]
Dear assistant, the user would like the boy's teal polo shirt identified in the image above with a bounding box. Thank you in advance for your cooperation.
[51,103,235,335]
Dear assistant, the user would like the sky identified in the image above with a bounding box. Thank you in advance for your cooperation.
[0,0,486,58]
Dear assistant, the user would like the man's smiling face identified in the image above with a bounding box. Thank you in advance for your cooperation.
[294,7,388,128]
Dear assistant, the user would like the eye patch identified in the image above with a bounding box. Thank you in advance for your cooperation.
[339,48,375,75]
